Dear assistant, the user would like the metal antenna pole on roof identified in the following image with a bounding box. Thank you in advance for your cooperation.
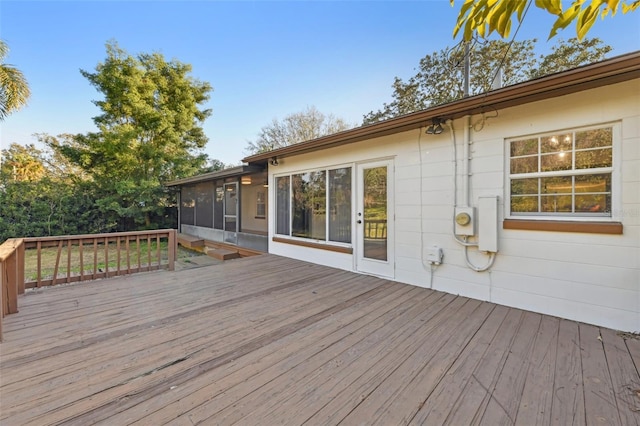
[463,41,470,98]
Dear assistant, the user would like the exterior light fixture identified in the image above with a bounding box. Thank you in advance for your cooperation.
[426,118,444,135]
[241,175,252,185]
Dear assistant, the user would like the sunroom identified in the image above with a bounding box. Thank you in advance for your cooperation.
[166,165,268,252]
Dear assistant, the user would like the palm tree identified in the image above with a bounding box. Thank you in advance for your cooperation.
[0,40,30,120]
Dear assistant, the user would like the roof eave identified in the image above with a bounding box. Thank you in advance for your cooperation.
[165,165,265,187]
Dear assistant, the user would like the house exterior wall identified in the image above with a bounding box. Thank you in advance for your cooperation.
[268,79,640,332]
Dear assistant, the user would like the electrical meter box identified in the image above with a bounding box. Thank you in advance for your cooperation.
[478,196,499,252]
[454,207,475,236]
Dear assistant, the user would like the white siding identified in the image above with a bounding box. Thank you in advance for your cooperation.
[268,79,640,332]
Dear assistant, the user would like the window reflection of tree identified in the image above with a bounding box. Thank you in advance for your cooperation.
[363,167,387,220]
[509,126,613,215]
[292,171,326,239]
[329,168,351,243]
[275,176,290,235]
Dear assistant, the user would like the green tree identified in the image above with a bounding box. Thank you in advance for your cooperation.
[530,37,611,78]
[363,37,611,124]
[0,143,46,182]
[54,41,213,230]
[201,158,227,173]
[0,143,105,242]
[0,40,30,120]
[452,0,639,41]
[246,106,353,154]
[34,133,90,181]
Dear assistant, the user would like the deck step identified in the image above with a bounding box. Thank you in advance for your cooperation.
[206,248,240,261]
[177,233,205,248]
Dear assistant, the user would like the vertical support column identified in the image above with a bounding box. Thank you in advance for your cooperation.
[168,230,176,271]
[36,240,42,287]
[5,251,18,315]
[17,240,25,295]
[0,261,4,342]
[156,235,161,268]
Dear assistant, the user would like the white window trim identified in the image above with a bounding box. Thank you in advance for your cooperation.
[504,122,622,222]
[273,163,354,248]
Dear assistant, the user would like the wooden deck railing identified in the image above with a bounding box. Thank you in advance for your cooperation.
[364,219,387,239]
[0,238,25,342]
[0,229,177,341]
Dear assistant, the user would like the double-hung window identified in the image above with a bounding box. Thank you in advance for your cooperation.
[275,167,352,244]
[508,124,617,219]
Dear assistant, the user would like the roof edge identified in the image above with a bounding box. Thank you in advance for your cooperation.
[165,165,264,187]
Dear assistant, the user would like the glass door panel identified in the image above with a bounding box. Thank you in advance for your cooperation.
[363,167,388,261]
[356,160,394,278]
[224,183,238,244]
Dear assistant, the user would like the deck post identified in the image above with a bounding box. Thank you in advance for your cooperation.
[168,230,176,271]
[5,250,18,315]
[16,240,25,295]
[0,260,3,341]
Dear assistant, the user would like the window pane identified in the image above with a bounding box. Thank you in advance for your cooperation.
[256,190,266,218]
[510,138,538,156]
[180,185,195,226]
[575,173,610,193]
[275,176,290,235]
[214,185,224,230]
[575,194,610,213]
[541,152,571,172]
[575,148,612,169]
[541,176,572,194]
[511,178,538,195]
[509,125,615,218]
[511,195,538,213]
[511,156,538,174]
[224,184,237,216]
[329,168,351,243]
[195,181,214,228]
[541,195,572,213]
[363,166,388,261]
[292,171,326,240]
[541,133,572,153]
[575,127,612,149]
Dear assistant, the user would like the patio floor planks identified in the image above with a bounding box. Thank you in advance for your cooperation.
[1,254,639,425]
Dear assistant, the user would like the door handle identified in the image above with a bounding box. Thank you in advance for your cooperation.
[357,220,362,224]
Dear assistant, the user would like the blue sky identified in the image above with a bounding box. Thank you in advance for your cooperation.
[1,1,639,165]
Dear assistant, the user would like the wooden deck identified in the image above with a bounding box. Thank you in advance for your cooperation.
[1,254,639,425]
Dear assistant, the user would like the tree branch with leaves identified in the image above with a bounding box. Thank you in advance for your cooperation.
[363,37,611,124]
[0,40,30,121]
[452,0,640,41]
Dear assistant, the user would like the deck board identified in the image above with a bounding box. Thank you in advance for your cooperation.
[514,315,559,426]
[580,323,622,425]
[478,311,543,426]
[551,319,586,426]
[1,254,639,425]
[600,328,640,425]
